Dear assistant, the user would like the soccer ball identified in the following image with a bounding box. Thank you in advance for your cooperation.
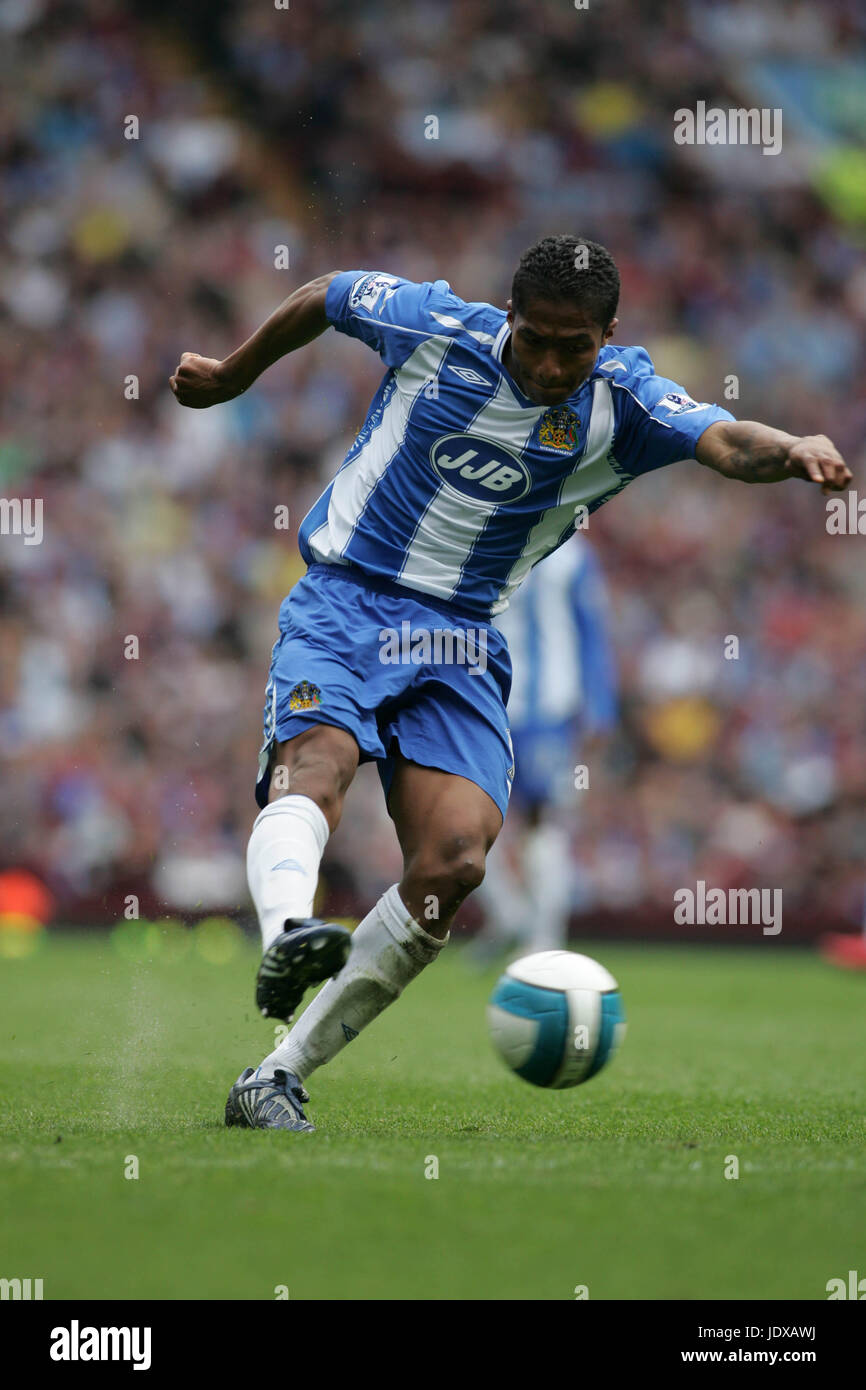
[487,950,626,1089]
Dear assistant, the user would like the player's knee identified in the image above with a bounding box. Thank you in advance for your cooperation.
[408,828,488,904]
[447,839,487,896]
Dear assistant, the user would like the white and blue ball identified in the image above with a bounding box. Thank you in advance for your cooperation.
[487,950,626,1089]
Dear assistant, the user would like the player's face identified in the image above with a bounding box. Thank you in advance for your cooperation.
[505,298,617,405]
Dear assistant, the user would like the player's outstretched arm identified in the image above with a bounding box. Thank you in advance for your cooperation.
[695,420,852,495]
[169,271,340,408]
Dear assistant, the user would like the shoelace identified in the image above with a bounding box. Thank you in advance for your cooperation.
[248,1069,310,1107]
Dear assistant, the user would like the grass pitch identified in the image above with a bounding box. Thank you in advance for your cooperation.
[1,929,863,1300]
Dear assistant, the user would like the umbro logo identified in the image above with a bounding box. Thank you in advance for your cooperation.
[447,365,492,388]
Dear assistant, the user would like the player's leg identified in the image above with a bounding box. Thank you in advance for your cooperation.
[246,723,360,1021]
[248,722,358,951]
[254,759,503,1084]
[392,760,503,933]
[229,722,365,1132]
[521,801,572,951]
[499,723,575,953]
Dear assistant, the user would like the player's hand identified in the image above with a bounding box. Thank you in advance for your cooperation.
[786,435,852,495]
[169,353,244,408]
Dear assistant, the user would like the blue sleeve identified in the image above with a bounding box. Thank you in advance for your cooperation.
[325,270,451,369]
[570,546,618,733]
[609,351,736,475]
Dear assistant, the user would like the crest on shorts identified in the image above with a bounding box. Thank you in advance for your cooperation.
[288,680,322,712]
[537,407,579,453]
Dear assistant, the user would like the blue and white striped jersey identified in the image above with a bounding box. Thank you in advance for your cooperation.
[497,536,617,734]
[299,270,734,619]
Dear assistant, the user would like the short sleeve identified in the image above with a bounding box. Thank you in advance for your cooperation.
[610,358,736,475]
[325,270,450,369]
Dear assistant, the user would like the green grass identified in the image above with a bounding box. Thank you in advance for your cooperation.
[1,931,864,1300]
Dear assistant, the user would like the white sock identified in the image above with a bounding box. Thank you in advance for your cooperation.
[246,795,330,950]
[523,821,572,951]
[255,884,447,1081]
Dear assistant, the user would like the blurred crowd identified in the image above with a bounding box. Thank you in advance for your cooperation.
[1,0,865,932]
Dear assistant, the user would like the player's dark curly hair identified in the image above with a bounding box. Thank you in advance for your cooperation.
[511,235,620,328]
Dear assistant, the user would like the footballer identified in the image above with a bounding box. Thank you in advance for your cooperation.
[169,235,851,1132]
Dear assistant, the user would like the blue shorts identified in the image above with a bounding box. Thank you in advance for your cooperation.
[510,718,581,810]
[255,563,515,820]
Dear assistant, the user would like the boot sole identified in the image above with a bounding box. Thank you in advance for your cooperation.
[255,924,352,1023]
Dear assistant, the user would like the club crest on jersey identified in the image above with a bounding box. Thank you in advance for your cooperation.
[288,680,322,712]
[429,434,531,504]
[537,407,579,453]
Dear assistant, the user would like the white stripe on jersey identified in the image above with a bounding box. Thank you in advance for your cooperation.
[430,311,496,344]
[307,336,451,564]
[397,481,498,597]
[397,376,543,598]
[493,378,616,613]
